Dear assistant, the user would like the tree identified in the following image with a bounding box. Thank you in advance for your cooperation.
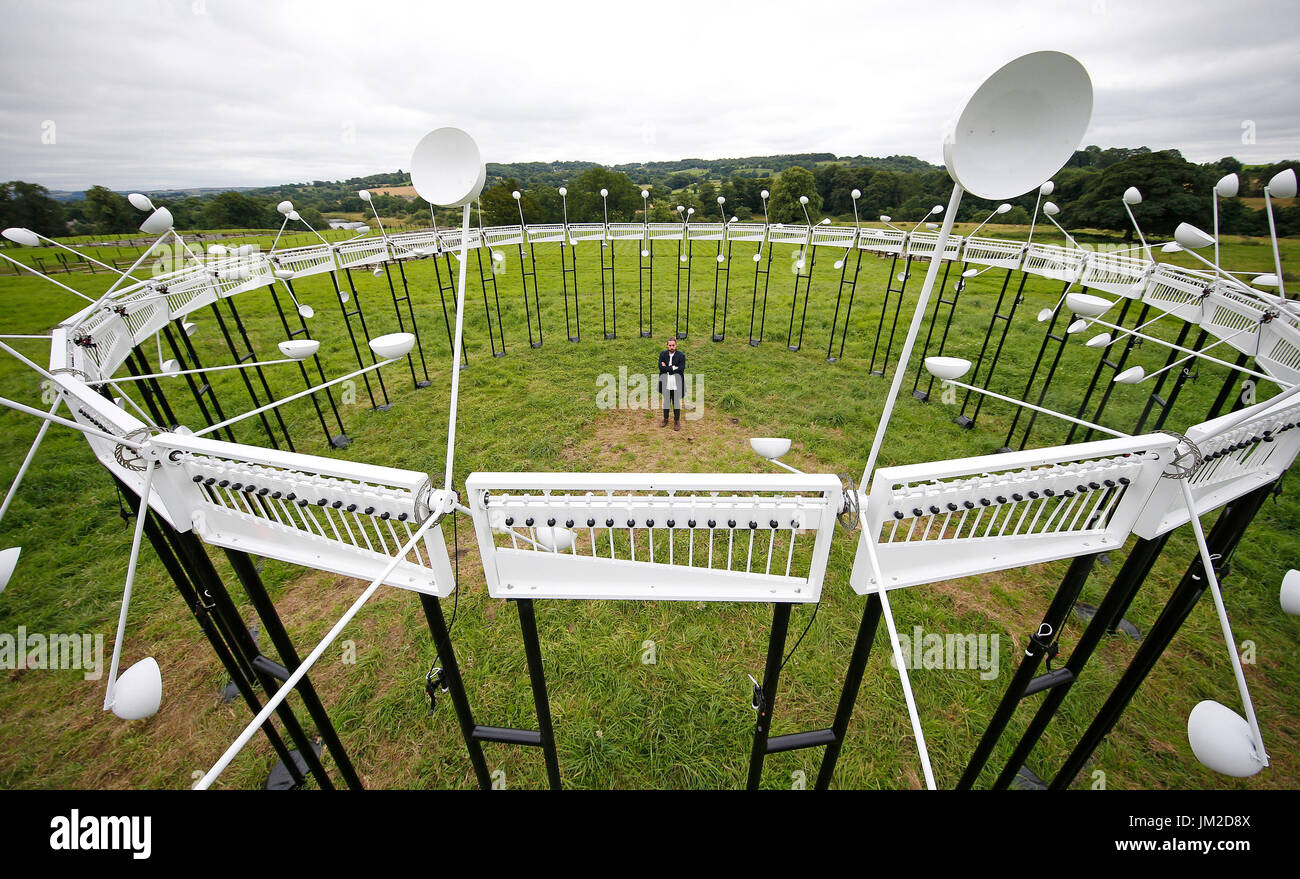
[567,168,641,222]
[203,191,271,230]
[767,166,820,224]
[858,170,910,219]
[0,181,64,237]
[1064,150,1212,238]
[480,178,528,226]
[82,185,137,234]
[1002,206,1031,225]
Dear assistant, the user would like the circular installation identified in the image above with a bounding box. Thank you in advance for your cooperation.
[0,50,1296,790]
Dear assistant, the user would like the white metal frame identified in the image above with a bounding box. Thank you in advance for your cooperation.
[466,472,842,602]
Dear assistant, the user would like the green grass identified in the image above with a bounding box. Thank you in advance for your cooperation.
[0,225,1297,790]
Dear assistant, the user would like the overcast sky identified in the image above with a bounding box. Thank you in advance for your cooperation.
[0,0,1296,192]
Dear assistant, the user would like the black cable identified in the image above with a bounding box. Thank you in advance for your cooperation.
[446,510,460,638]
[776,598,821,677]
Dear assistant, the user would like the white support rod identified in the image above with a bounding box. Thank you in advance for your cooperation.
[859,183,964,486]
[1129,329,1251,385]
[0,252,96,302]
[1090,309,1180,350]
[168,230,205,268]
[103,461,157,711]
[0,390,63,523]
[268,217,290,254]
[851,182,964,793]
[1123,201,1152,263]
[443,203,472,493]
[1263,188,1287,300]
[0,395,145,448]
[196,514,438,789]
[91,231,175,307]
[1041,211,1080,250]
[193,356,398,438]
[1213,192,1221,271]
[1177,477,1268,768]
[857,508,937,790]
[1024,189,1045,249]
[943,379,1130,438]
[95,357,303,385]
[1082,318,1287,386]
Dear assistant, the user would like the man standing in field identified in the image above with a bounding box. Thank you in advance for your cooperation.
[658,338,685,431]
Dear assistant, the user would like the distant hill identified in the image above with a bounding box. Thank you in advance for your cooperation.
[46,185,259,203]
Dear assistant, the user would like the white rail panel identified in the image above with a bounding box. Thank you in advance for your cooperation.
[270,244,337,278]
[466,472,843,603]
[335,237,389,268]
[961,236,1023,269]
[1132,393,1300,539]
[857,227,906,255]
[567,222,606,242]
[725,222,767,242]
[149,433,455,596]
[850,434,1178,593]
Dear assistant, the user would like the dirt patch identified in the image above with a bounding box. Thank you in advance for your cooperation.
[560,407,792,472]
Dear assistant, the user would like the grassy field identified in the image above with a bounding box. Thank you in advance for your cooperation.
[0,222,1297,790]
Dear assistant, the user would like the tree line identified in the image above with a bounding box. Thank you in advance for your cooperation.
[2,147,1296,241]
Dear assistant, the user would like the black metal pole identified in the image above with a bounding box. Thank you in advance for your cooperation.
[274,281,350,448]
[380,261,424,389]
[342,267,392,407]
[1048,481,1274,789]
[326,269,380,409]
[746,601,793,790]
[956,269,1027,428]
[167,527,335,788]
[167,319,237,442]
[223,547,365,790]
[418,593,492,790]
[162,324,221,437]
[815,593,882,789]
[912,260,958,400]
[126,483,306,787]
[223,298,295,451]
[956,552,1099,789]
[394,260,434,383]
[515,598,561,789]
[749,237,775,347]
[787,244,816,352]
[992,534,1171,789]
[264,284,335,447]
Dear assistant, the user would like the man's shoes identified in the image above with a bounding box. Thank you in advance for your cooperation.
[661,416,669,427]
[673,421,681,431]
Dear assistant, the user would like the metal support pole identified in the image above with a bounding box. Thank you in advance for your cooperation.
[956,552,1100,789]
[815,592,882,789]
[418,593,492,790]
[515,598,561,789]
[1048,481,1274,789]
[167,527,335,788]
[223,547,365,789]
[127,483,306,787]
[746,601,793,789]
[992,535,1171,789]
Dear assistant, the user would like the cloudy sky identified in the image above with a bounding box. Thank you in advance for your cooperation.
[0,0,1295,192]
